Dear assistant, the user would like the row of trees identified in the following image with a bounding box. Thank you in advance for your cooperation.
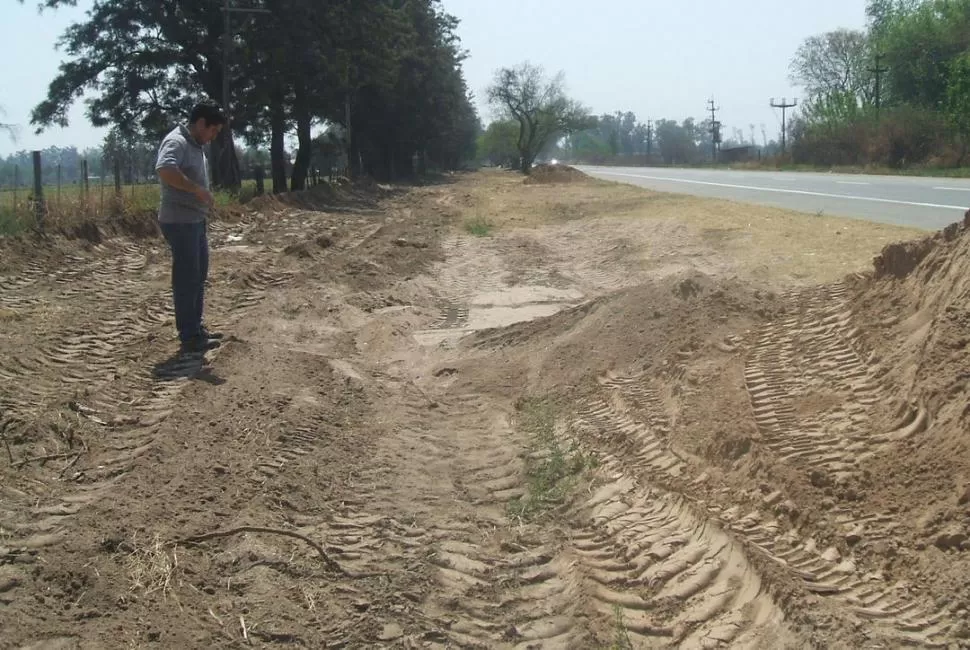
[788,0,970,168]
[19,0,480,190]
[480,109,782,168]
[566,116,779,165]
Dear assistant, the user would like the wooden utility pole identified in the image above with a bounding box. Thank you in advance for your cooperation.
[770,97,797,155]
[646,119,653,163]
[217,0,270,189]
[869,53,889,121]
[31,151,44,228]
[707,99,720,162]
[221,1,271,115]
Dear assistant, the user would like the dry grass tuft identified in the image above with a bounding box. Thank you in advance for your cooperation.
[125,533,181,597]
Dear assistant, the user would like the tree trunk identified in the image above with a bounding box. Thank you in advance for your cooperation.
[202,47,239,191]
[270,93,287,194]
[210,128,242,191]
[350,129,364,179]
[519,144,536,174]
[344,93,355,178]
[290,84,312,192]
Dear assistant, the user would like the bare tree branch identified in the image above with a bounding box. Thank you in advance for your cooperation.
[0,106,19,144]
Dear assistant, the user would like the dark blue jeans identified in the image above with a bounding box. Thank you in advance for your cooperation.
[160,221,209,343]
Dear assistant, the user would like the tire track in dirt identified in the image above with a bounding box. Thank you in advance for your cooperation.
[427,235,473,330]
[572,457,792,648]
[0,242,150,310]
[742,283,918,483]
[416,405,794,648]
[0,290,291,556]
[361,377,793,647]
[0,225,306,586]
[569,384,794,647]
[709,503,953,646]
[395,390,588,648]
[278,373,587,647]
[426,234,519,332]
[590,368,957,646]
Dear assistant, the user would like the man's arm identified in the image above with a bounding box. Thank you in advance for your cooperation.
[156,135,213,206]
[157,166,213,205]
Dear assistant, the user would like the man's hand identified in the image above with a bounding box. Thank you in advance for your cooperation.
[194,187,214,206]
[158,167,212,206]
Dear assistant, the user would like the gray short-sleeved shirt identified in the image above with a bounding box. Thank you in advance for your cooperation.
[155,125,210,224]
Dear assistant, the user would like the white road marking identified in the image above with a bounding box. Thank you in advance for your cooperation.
[589,170,968,211]
[933,186,970,192]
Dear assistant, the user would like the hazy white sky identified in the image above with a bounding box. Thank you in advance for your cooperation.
[0,0,868,156]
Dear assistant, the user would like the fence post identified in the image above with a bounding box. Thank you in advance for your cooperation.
[13,165,18,219]
[32,151,44,230]
[100,158,106,216]
[56,163,62,213]
[82,159,89,215]
[113,159,122,215]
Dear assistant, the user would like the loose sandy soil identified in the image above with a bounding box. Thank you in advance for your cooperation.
[1,168,968,649]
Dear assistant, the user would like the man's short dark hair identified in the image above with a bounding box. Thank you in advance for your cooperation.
[189,101,227,127]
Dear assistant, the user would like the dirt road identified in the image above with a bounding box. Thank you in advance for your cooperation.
[1,169,968,648]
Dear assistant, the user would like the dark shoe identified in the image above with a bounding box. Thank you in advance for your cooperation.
[180,335,221,354]
[200,326,224,340]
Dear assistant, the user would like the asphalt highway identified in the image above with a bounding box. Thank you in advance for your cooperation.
[578,165,970,231]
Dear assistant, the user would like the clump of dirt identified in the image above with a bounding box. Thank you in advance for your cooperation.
[871,218,962,279]
[283,235,334,259]
[523,164,590,185]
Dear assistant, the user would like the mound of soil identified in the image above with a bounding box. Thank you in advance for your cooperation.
[523,164,590,185]
[246,177,393,213]
[850,210,970,549]
[464,270,779,393]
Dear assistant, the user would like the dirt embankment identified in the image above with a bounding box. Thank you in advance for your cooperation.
[522,164,591,185]
[2,170,969,648]
[847,211,970,580]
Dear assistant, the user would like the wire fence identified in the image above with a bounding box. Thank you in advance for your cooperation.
[0,152,281,236]
[1,148,348,236]
[0,153,166,235]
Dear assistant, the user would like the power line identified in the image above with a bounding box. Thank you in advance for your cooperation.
[769,97,797,155]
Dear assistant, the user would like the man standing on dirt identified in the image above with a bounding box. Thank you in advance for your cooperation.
[155,101,227,354]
